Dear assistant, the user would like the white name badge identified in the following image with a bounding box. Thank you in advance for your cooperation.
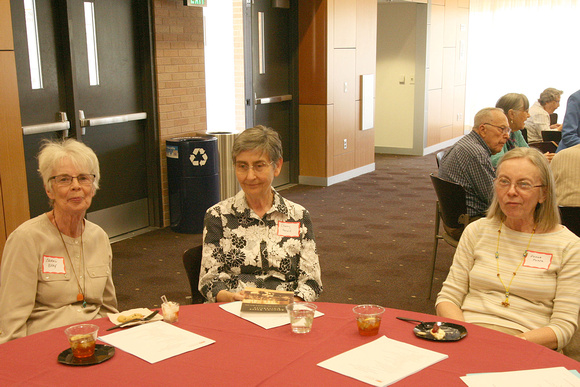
[42,255,66,274]
[523,250,553,270]
[277,221,300,238]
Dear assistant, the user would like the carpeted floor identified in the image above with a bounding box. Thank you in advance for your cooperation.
[111,153,456,314]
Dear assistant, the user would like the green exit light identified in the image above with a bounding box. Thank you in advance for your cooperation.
[184,0,207,6]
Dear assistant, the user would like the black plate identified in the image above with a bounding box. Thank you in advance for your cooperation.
[57,344,115,366]
[413,322,467,341]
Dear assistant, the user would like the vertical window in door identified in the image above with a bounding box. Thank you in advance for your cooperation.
[23,0,43,89]
[84,2,100,86]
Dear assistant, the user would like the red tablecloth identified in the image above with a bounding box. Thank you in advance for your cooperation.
[0,302,578,386]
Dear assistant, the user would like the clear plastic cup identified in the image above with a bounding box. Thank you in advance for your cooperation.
[353,304,385,336]
[162,301,180,323]
[286,302,317,334]
[64,324,99,358]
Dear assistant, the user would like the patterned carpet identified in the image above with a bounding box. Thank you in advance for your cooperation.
[111,153,456,314]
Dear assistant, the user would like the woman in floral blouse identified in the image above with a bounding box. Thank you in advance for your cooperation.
[199,126,323,303]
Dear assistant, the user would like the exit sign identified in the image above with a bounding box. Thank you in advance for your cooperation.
[184,0,206,6]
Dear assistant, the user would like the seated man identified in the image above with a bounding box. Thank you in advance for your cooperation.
[556,89,580,152]
[525,88,563,143]
[439,107,509,238]
[551,143,580,206]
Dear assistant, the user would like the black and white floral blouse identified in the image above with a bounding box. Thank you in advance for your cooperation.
[199,189,323,302]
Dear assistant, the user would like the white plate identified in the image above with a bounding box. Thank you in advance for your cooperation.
[108,308,163,327]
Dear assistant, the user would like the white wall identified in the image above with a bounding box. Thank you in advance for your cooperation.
[203,3,237,133]
[375,3,418,149]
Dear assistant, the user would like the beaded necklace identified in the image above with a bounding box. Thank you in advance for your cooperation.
[53,210,87,308]
[495,221,535,307]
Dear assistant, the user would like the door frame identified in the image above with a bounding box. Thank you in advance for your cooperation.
[242,0,299,185]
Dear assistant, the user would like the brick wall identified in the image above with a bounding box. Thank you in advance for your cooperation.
[153,0,206,226]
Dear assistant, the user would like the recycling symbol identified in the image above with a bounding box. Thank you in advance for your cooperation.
[190,148,208,166]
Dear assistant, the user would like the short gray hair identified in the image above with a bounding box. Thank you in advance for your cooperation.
[487,147,560,231]
[38,139,100,204]
[232,125,283,163]
[538,88,563,106]
[495,93,529,114]
[473,107,505,129]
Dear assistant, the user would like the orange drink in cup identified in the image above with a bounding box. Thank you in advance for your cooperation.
[64,324,99,358]
[353,305,385,336]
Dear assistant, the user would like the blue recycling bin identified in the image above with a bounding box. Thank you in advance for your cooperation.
[166,135,220,234]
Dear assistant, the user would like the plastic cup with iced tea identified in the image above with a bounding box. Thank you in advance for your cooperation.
[64,324,99,358]
[286,302,317,334]
[353,304,385,336]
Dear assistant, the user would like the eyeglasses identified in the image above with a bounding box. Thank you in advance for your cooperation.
[235,161,274,174]
[483,123,511,135]
[49,174,96,186]
[495,177,544,192]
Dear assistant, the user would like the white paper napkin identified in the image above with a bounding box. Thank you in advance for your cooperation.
[99,321,214,363]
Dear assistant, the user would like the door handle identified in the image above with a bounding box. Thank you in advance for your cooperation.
[79,110,147,135]
[255,94,293,105]
[22,112,70,137]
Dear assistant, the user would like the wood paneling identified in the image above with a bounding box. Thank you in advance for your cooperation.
[0,0,13,50]
[0,180,5,256]
[443,0,458,48]
[453,84,466,137]
[427,88,442,147]
[333,0,356,48]
[355,0,377,99]
[0,51,29,242]
[299,105,328,177]
[333,151,355,175]
[333,49,356,156]
[298,0,328,105]
[428,5,444,90]
[355,101,375,168]
[441,47,455,128]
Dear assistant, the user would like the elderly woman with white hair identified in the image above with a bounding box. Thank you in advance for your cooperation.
[525,87,563,143]
[0,139,118,343]
[436,147,580,351]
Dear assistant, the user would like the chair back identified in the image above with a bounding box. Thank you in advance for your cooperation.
[182,245,205,304]
[430,174,468,229]
[529,141,557,154]
[435,150,445,168]
[559,206,580,237]
[550,113,558,126]
[541,130,561,144]
[520,128,528,143]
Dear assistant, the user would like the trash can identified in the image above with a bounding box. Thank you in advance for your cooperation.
[208,131,240,200]
[166,135,220,234]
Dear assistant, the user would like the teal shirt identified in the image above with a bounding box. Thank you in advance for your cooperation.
[490,130,529,167]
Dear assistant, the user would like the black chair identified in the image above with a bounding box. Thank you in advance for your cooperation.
[541,130,562,144]
[182,245,205,304]
[559,206,580,237]
[521,128,528,143]
[550,113,558,126]
[529,141,558,154]
[428,174,471,299]
[435,150,445,168]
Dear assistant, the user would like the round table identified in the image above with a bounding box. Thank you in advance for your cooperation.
[0,302,577,386]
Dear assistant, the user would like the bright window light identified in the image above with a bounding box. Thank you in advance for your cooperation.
[23,0,43,90]
[84,2,100,86]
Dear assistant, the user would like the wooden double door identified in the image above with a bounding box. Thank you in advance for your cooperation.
[11,0,159,238]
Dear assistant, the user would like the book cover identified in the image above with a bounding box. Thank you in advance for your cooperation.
[240,287,294,313]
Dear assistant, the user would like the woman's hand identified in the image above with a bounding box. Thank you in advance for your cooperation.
[550,123,563,131]
[216,290,244,302]
[543,152,555,162]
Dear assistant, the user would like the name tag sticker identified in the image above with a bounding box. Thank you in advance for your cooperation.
[523,251,552,270]
[42,255,66,274]
[277,221,300,237]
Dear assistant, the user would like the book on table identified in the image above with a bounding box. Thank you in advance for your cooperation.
[240,288,293,313]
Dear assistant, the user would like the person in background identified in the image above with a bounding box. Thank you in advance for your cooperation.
[551,143,580,206]
[439,108,509,238]
[436,147,580,352]
[491,93,531,167]
[199,125,323,303]
[525,87,563,143]
[0,139,118,344]
[493,93,554,166]
[556,89,580,152]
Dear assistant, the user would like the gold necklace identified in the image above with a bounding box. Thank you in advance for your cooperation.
[53,210,86,308]
[495,222,535,307]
